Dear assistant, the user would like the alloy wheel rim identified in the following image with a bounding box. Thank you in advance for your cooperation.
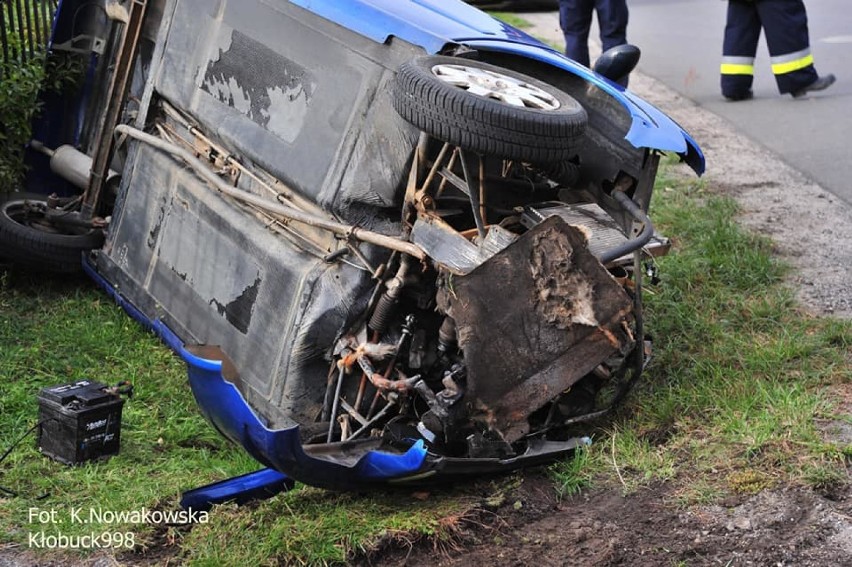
[431,64,561,110]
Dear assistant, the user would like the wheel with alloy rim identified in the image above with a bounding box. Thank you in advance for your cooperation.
[0,192,104,273]
[392,55,587,162]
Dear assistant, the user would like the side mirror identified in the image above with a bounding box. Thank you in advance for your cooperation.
[593,44,641,86]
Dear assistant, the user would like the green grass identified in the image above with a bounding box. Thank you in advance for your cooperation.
[550,158,852,500]
[0,273,475,565]
[0,274,255,548]
[179,486,477,566]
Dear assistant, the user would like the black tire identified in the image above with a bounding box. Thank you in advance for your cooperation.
[0,192,104,273]
[392,55,587,162]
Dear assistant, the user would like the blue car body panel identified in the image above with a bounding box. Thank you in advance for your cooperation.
[45,0,703,177]
[290,0,529,53]
[292,0,704,174]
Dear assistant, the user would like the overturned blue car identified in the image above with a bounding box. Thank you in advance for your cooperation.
[3,0,703,491]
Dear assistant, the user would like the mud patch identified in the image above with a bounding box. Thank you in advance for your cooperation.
[356,472,852,567]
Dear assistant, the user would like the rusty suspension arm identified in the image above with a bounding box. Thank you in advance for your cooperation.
[113,126,427,260]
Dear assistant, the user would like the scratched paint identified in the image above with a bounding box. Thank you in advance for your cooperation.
[157,199,263,335]
[200,28,315,143]
[210,276,262,334]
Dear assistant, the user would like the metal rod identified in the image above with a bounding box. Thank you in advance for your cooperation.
[320,363,337,422]
[160,101,302,206]
[22,0,33,60]
[354,374,368,414]
[354,330,379,413]
[599,190,655,264]
[115,126,427,260]
[43,0,53,51]
[326,366,346,443]
[346,401,395,442]
[346,242,376,277]
[338,398,368,427]
[364,323,411,420]
[33,0,42,50]
[365,390,382,421]
[415,132,430,179]
[421,142,451,192]
[459,150,487,241]
[478,154,487,226]
[83,0,149,219]
[437,149,458,197]
[1,5,9,70]
[14,0,25,62]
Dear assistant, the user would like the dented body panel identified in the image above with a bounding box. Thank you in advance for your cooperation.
[438,217,634,442]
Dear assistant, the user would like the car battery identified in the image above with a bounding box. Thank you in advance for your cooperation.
[37,380,125,465]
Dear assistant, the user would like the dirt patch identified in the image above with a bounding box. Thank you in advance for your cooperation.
[358,471,852,567]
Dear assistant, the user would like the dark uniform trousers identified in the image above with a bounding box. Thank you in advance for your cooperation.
[559,0,629,68]
[722,0,818,97]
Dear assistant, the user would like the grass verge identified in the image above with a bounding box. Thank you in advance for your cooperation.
[550,157,852,500]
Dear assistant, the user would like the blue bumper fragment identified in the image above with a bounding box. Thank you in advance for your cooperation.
[179,468,295,512]
[182,344,429,489]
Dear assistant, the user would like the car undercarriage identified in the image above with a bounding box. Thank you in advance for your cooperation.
[2,0,703,490]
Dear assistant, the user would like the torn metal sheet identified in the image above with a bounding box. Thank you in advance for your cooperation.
[522,202,671,262]
[438,216,634,442]
[411,215,519,275]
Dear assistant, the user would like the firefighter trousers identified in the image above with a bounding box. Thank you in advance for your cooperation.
[559,0,628,68]
[721,0,819,97]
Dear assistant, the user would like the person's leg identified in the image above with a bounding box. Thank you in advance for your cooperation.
[559,0,595,67]
[594,0,629,85]
[756,0,825,95]
[720,0,761,100]
[595,0,628,54]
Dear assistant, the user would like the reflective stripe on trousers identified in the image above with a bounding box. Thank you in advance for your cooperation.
[721,0,818,97]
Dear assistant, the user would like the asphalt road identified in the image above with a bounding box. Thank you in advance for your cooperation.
[625,0,852,205]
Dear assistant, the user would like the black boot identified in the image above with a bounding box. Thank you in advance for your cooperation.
[791,74,836,98]
[724,89,753,102]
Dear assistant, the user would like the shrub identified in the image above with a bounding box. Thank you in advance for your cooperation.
[0,56,47,192]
